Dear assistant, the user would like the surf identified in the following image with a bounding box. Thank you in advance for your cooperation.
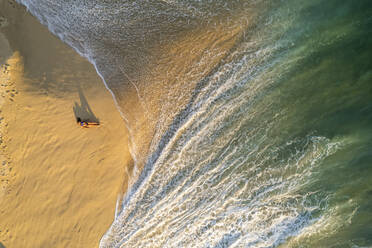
[14,0,372,247]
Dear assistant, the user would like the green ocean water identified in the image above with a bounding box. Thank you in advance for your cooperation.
[265,1,372,246]
[270,1,372,246]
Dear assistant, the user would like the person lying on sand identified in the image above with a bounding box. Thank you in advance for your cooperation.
[76,117,100,128]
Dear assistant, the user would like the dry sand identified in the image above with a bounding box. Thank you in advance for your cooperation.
[0,1,132,247]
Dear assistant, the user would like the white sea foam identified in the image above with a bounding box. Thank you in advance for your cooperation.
[13,0,368,247]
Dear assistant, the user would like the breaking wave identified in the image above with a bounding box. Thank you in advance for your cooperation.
[15,0,372,247]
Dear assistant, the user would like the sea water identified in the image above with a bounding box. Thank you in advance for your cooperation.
[15,0,372,247]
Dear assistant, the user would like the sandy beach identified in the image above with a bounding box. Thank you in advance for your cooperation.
[0,1,132,247]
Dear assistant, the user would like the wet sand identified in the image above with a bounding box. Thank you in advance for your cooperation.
[0,0,132,247]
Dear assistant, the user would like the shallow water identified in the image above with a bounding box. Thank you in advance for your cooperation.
[14,0,372,247]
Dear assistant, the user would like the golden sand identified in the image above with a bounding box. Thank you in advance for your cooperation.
[0,1,132,247]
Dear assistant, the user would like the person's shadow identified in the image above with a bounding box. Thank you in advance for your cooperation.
[73,84,99,123]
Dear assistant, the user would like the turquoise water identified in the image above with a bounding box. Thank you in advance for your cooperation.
[15,0,372,247]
